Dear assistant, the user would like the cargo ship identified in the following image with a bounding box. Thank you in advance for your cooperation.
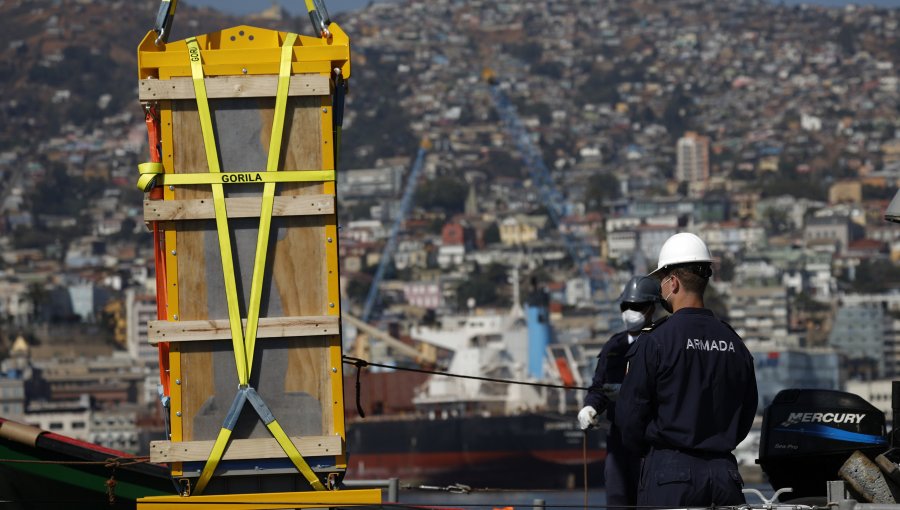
[344,289,607,488]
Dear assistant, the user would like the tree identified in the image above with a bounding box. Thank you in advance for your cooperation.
[579,69,621,105]
[717,256,735,282]
[455,262,510,309]
[485,150,523,179]
[585,172,621,211]
[793,292,830,313]
[837,23,858,56]
[705,284,729,321]
[863,185,897,201]
[416,176,468,215]
[761,207,793,236]
[850,259,900,293]
[483,223,501,245]
[662,84,694,139]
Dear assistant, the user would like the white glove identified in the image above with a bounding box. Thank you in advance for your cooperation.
[601,383,621,401]
[578,406,599,431]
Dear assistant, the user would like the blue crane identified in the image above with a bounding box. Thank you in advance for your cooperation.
[360,143,429,323]
[488,84,603,290]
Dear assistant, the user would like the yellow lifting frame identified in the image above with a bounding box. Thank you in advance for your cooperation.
[138,25,350,81]
[137,21,360,505]
[138,488,382,510]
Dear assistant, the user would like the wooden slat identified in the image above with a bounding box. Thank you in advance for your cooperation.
[150,435,342,463]
[139,74,330,100]
[148,316,339,344]
[144,194,334,221]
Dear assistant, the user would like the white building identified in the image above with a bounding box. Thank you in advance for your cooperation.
[126,288,158,366]
[675,131,710,183]
[845,379,893,423]
[403,281,443,309]
[24,395,92,442]
[727,286,789,343]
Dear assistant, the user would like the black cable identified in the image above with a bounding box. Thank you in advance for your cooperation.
[355,358,367,418]
[343,355,588,391]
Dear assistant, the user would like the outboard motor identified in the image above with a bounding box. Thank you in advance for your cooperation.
[758,389,887,498]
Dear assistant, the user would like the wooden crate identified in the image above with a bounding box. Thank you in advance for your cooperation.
[136,25,350,489]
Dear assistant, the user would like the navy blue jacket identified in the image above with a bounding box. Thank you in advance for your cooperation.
[615,308,757,454]
[584,331,632,423]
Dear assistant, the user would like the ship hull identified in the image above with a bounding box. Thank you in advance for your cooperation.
[346,413,606,488]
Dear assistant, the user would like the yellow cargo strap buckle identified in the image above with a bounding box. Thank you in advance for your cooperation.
[181,33,327,495]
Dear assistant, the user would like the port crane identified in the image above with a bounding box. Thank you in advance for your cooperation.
[360,141,429,323]
[486,79,607,296]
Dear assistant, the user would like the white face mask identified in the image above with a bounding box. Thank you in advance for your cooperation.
[622,309,646,332]
[660,276,675,313]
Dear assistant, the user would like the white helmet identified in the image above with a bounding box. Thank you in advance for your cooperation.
[650,232,712,275]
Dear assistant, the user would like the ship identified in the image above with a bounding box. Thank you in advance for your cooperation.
[343,287,608,489]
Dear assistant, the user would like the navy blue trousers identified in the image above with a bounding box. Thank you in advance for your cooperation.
[604,427,640,508]
[637,448,745,507]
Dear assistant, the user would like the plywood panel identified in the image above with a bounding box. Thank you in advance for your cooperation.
[273,97,333,435]
[166,94,336,447]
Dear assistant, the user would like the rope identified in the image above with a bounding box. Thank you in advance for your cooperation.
[0,455,153,505]
[583,431,589,510]
[0,456,151,467]
[355,361,366,418]
[343,355,589,391]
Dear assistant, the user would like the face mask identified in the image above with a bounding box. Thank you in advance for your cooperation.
[660,276,674,313]
[622,309,646,332]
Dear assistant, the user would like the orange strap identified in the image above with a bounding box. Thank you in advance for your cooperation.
[145,105,170,397]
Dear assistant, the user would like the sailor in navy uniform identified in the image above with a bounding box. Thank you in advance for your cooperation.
[615,233,758,507]
[578,275,661,508]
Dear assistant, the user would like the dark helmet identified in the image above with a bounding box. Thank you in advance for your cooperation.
[618,275,662,305]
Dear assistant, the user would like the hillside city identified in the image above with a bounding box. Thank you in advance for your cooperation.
[0,0,900,453]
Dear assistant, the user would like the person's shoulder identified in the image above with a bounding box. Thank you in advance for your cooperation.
[609,330,629,342]
[716,317,754,357]
[600,331,630,356]
[717,316,740,337]
[641,315,669,334]
[627,317,667,357]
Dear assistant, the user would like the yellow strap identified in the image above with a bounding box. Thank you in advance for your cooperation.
[154,170,334,186]
[266,419,326,491]
[136,166,333,191]
[137,162,163,192]
[186,36,249,386]
[192,426,233,494]
[185,35,326,495]
[244,33,298,378]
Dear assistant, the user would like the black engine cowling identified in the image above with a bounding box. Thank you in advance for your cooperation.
[758,389,887,498]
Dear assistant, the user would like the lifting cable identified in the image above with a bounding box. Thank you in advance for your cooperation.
[153,0,333,45]
[343,355,589,392]
[305,0,332,38]
[344,355,589,418]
